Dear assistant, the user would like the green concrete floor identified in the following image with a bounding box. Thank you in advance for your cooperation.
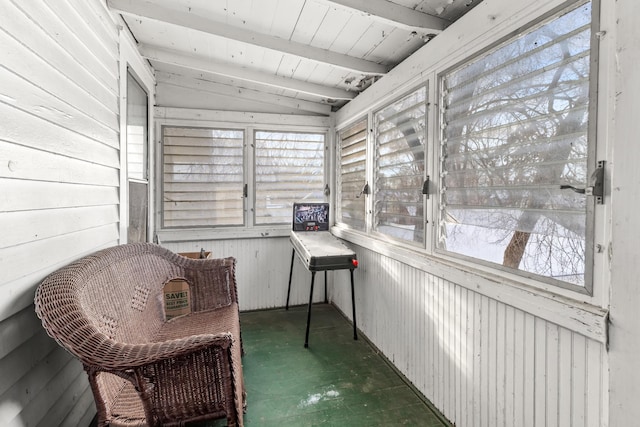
[201,304,449,427]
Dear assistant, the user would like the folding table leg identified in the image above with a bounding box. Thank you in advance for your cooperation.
[351,268,358,340]
[304,271,316,348]
[286,249,295,310]
[324,271,328,303]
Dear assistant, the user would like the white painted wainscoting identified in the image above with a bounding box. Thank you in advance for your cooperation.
[164,235,606,427]
[162,236,328,311]
[329,243,605,427]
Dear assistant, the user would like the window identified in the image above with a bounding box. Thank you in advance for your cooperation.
[338,118,368,231]
[127,71,148,181]
[374,86,427,245]
[126,70,149,243]
[254,131,325,225]
[438,1,594,288]
[162,126,244,228]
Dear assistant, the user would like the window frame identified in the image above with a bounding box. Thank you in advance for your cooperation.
[126,68,150,243]
[253,129,327,226]
[118,29,155,244]
[155,115,330,241]
[332,0,603,301]
[160,124,246,229]
[126,69,149,182]
[336,116,369,233]
[371,84,429,247]
[433,0,600,295]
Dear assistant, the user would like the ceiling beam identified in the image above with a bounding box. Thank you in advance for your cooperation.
[321,0,450,32]
[139,44,356,101]
[108,0,388,75]
[156,71,333,115]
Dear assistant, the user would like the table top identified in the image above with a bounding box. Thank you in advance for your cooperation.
[290,231,355,257]
[290,231,357,271]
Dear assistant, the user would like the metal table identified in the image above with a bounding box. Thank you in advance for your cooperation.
[286,231,358,347]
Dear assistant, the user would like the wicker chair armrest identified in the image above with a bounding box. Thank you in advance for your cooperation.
[80,332,234,371]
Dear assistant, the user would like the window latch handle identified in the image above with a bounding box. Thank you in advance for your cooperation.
[587,160,605,204]
[422,176,430,198]
[560,184,585,194]
[560,161,605,204]
[243,183,248,198]
[356,182,369,198]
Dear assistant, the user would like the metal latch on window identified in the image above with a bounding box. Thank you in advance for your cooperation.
[422,176,430,198]
[560,160,605,204]
[356,182,370,198]
[243,184,248,198]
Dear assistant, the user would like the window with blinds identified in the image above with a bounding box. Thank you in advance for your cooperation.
[438,1,593,287]
[374,86,427,244]
[126,71,148,181]
[162,126,244,228]
[338,118,367,231]
[254,131,325,225]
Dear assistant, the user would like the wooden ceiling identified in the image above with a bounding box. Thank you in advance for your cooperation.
[109,0,482,115]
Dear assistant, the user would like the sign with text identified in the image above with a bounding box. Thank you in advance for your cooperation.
[163,278,191,320]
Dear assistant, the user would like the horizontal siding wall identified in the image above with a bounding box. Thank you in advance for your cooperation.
[0,1,121,426]
[162,237,328,311]
[331,244,604,427]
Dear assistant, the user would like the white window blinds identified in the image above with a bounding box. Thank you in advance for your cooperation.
[254,131,325,225]
[338,118,367,231]
[162,126,244,227]
[374,86,427,244]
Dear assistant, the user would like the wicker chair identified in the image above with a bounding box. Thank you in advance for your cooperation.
[34,243,245,427]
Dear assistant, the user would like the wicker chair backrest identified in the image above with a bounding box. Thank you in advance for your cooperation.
[34,243,228,360]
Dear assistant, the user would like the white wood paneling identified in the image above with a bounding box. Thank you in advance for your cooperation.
[109,0,387,75]
[111,0,457,112]
[0,2,117,113]
[57,0,119,62]
[156,81,330,116]
[334,227,608,344]
[608,0,640,426]
[141,44,355,101]
[330,243,605,427]
[162,237,327,311]
[155,106,331,128]
[156,71,332,115]
[12,1,119,94]
[0,179,119,212]
[0,206,119,253]
[320,0,449,31]
[0,29,118,133]
[1,141,119,185]
[0,0,121,425]
[0,67,118,144]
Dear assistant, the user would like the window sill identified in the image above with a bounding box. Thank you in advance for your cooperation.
[156,226,291,243]
[331,225,609,345]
